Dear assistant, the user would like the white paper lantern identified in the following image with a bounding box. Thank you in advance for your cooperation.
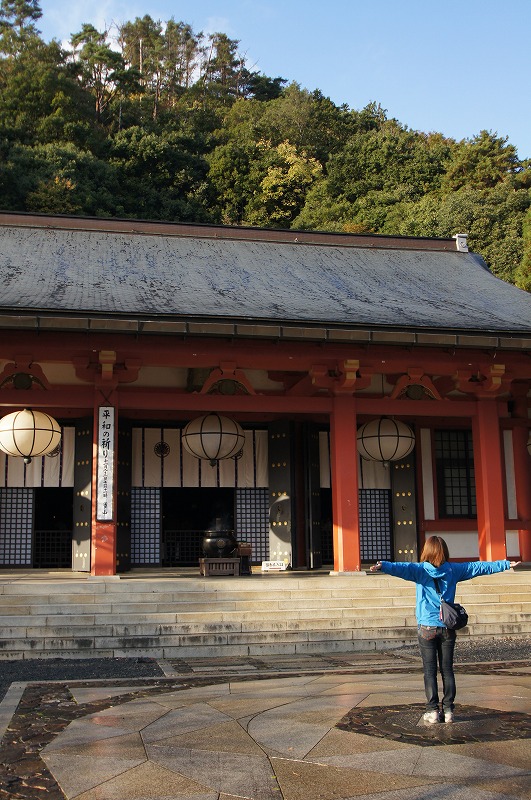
[527,432,531,456]
[182,413,245,465]
[0,408,62,464]
[357,417,415,463]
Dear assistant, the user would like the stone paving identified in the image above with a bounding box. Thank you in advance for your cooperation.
[0,652,529,800]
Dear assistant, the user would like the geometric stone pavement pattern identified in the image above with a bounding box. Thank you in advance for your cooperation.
[38,670,531,800]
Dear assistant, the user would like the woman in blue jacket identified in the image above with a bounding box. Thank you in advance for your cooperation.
[370,535,519,724]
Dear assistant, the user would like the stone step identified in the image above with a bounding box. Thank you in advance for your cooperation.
[1,619,530,661]
[0,587,527,611]
[0,589,421,604]
[0,585,419,600]
[1,609,529,640]
[0,572,526,595]
[1,609,529,641]
[1,597,529,628]
[0,573,529,605]
[1,597,528,618]
[1,594,529,615]
[0,571,527,659]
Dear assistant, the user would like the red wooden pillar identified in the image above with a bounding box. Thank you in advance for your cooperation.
[472,400,507,561]
[512,391,531,562]
[91,395,118,576]
[330,395,361,571]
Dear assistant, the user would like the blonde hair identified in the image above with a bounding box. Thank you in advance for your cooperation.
[420,535,449,567]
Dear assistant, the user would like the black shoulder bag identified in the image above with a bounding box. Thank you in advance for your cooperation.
[433,578,469,630]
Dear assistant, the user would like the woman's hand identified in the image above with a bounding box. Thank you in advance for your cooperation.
[509,560,521,568]
[369,561,382,572]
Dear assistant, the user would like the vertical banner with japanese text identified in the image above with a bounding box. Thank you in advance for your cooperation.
[96,406,115,521]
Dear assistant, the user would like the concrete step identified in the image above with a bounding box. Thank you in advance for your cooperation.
[1,599,530,629]
[2,620,530,661]
[0,571,528,659]
[0,584,527,607]
[1,612,529,644]
[0,572,526,593]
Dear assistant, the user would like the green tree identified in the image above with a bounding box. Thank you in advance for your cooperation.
[515,206,531,291]
[0,141,122,214]
[245,73,286,101]
[200,32,248,103]
[0,0,41,54]
[208,138,260,224]
[163,19,203,96]
[291,178,358,231]
[0,36,95,147]
[397,184,530,284]
[259,85,363,163]
[326,121,452,203]
[70,24,139,123]
[109,126,213,221]
[119,15,164,120]
[443,130,520,190]
[244,140,323,227]
[260,84,318,150]
[294,123,452,233]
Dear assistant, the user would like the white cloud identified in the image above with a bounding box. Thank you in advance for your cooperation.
[203,16,234,36]
[40,0,147,43]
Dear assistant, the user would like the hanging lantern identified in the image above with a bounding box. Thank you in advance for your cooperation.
[357,417,415,463]
[0,408,62,464]
[527,431,531,456]
[182,413,245,466]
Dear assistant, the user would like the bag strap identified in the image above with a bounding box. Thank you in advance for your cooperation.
[433,577,444,623]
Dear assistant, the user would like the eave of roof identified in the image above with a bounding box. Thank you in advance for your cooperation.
[0,210,458,250]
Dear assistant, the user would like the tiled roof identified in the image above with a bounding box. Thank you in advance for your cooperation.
[1,218,530,334]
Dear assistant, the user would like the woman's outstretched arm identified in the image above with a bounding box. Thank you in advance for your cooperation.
[369,560,426,582]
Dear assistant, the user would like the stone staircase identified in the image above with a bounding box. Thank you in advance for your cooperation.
[0,570,529,660]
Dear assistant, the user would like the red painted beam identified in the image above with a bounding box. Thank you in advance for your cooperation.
[0,386,506,420]
[356,398,480,417]
[1,330,530,376]
[0,388,94,411]
[116,391,334,414]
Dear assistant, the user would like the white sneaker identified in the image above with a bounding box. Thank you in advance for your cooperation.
[443,710,454,723]
[423,710,440,724]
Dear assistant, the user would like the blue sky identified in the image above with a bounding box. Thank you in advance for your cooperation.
[37,0,531,160]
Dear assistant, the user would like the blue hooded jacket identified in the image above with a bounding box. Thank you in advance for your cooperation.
[379,559,511,626]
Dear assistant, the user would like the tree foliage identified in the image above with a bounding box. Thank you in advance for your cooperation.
[0,0,41,54]
[0,2,530,288]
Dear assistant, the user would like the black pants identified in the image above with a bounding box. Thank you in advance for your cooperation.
[417,625,456,711]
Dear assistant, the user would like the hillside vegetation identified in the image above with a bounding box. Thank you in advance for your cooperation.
[1,1,530,289]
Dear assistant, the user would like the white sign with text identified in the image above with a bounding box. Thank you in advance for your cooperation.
[96,406,114,521]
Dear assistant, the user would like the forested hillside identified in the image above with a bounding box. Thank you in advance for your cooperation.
[1,1,530,289]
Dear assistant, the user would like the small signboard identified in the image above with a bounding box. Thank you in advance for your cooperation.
[96,406,114,521]
[261,560,287,571]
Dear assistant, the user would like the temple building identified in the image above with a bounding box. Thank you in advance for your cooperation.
[0,211,530,575]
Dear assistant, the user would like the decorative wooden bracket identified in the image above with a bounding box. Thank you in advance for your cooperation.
[287,360,374,396]
[199,362,256,395]
[73,352,141,385]
[0,355,51,390]
[286,365,329,396]
[453,364,509,395]
[99,351,116,383]
[389,368,442,400]
[332,360,374,395]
